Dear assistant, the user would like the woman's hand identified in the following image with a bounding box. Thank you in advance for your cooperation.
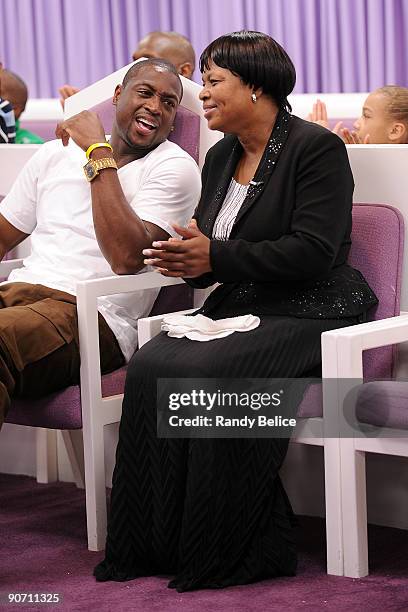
[55,110,106,151]
[142,219,212,278]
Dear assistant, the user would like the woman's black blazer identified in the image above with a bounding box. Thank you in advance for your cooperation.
[188,115,377,320]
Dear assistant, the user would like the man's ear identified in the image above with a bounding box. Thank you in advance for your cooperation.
[112,84,122,106]
[389,122,407,143]
[178,63,194,79]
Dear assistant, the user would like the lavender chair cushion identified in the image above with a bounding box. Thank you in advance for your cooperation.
[294,379,408,428]
[349,204,404,381]
[355,381,408,430]
[297,384,323,419]
[5,367,127,430]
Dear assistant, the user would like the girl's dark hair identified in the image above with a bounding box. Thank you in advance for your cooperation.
[199,31,296,112]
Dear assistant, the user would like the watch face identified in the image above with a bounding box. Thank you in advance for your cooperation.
[84,161,97,181]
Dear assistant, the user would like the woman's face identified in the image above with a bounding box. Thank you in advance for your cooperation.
[353,92,393,143]
[199,61,254,132]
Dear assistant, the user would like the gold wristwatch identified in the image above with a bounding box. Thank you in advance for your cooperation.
[83,157,118,182]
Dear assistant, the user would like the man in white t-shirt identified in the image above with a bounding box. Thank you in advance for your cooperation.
[0,58,201,428]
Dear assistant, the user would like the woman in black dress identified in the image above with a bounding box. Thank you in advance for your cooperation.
[95,31,377,591]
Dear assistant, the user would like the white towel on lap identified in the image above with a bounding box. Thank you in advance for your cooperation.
[161,313,261,341]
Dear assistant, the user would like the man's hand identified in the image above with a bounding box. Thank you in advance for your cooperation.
[340,127,370,144]
[142,219,212,278]
[59,84,80,109]
[306,99,343,134]
[55,110,106,151]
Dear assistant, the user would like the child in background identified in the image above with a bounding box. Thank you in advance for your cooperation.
[307,86,408,144]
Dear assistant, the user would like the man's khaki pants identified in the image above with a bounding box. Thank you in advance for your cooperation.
[0,283,125,429]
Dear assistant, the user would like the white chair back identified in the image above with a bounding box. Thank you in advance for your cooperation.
[347,144,408,311]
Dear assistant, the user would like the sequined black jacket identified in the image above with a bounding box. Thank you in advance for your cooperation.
[187,112,377,320]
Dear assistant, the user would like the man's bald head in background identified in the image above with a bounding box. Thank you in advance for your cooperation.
[1,69,28,119]
[132,31,195,79]
[59,31,196,108]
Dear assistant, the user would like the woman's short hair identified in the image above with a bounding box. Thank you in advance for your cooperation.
[199,30,296,112]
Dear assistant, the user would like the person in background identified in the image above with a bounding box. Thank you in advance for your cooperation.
[59,30,195,107]
[94,31,377,592]
[0,62,16,143]
[0,68,44,144]
[132,31,195,78]
[307,87,408,144]
[0,58,200,429]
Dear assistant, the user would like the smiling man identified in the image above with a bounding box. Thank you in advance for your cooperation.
[0,59,201,428]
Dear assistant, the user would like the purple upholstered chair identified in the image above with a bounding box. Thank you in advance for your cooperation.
[2,73,222,552]
[316,205,408,579]
[292,203,404,575]
[298,203,404,423]
[137,203,405,577]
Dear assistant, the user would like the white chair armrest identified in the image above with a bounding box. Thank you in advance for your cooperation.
[322,314,408,378]
[76,271,183,301]
[76,272,184,409]
[138,308,196,348]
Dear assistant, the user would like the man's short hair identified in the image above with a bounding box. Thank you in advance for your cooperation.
[122,58,181,90]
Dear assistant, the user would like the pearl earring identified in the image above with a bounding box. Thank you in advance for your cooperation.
[251,92,257,103]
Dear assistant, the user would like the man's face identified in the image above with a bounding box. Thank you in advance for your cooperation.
[113,65,181,152]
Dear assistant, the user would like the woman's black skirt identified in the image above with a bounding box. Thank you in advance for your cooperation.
[94,314,357,591]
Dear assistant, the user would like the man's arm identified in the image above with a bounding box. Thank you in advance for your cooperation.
[56,111,172,275]
[88,148,170,274]
[0,213,30,260]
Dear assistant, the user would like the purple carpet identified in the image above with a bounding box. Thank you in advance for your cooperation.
[0,474,407,611]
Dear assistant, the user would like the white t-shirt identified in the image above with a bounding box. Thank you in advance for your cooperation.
[0,138,201,361]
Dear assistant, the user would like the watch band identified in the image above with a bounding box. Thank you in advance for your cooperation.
[91,157,117,172]
[85,142,113,159]
[83,157,118,181]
